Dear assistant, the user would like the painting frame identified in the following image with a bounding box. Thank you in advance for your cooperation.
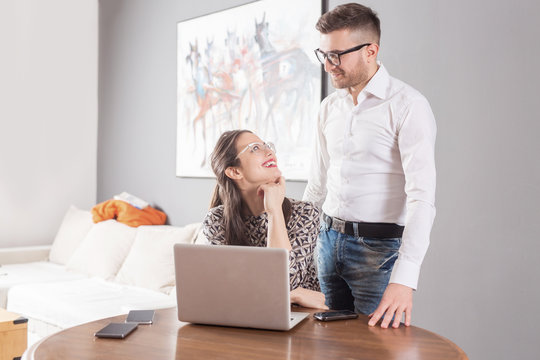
[176,0,325,180]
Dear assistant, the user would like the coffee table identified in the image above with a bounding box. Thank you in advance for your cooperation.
[25,307,467,359]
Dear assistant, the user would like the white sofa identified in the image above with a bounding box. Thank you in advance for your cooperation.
[0,206,204,345]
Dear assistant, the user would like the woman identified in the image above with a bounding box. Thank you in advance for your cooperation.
[203,129,328,309]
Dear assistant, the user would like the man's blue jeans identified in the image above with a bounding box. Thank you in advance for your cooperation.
[317,222,401,315]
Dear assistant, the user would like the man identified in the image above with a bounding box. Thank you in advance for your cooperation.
[303,3,436,329]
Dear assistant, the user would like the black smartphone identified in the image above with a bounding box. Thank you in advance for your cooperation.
[94,322,138,339]
[126,310,155,324]
[313,310,358,321]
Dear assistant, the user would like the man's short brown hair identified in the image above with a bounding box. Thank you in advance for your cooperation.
[316,3,381,44]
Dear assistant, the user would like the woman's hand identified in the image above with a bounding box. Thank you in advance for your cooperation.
[258,176,286,215]
[290,287,329,310]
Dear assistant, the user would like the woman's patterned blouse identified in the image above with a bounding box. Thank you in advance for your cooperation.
[203,199,320,291]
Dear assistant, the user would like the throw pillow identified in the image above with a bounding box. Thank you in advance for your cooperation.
[115,223,201,294]
[193,226,209,245]
[66,220,137,279]
[49,206,94,265]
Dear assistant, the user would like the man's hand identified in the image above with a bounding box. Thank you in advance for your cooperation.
[368,283,413,328]
[290,287,329,310]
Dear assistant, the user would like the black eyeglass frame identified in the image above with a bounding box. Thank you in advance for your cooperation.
[314,43,372,66]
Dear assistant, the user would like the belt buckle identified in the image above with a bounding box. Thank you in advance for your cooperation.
[332,217,346,233]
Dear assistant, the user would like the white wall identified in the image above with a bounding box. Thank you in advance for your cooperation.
[0,0,98,247]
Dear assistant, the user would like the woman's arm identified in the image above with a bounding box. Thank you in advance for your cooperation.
[258,176,292,250]
[287,201,327,309]
[291,287,328,310]
[286,201,321,291]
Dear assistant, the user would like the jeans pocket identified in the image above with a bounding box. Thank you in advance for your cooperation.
[320,222,329,232]
[359,237,401,253]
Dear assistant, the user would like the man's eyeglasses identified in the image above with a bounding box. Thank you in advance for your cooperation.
[236,142,276,158]
[314,43,371,66]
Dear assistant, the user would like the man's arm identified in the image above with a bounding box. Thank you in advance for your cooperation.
[369,96,437,328]
[303,108,330,207]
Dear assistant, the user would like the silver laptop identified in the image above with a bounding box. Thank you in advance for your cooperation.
[173,243,309,331]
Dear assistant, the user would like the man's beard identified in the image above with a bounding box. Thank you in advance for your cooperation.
[330,68,368,89]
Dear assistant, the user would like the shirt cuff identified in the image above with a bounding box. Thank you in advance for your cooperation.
[389,257,421,290]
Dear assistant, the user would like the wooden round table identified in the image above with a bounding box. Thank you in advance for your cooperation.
[26,307,467,359]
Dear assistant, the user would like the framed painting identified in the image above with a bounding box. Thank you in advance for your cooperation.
[177,0,324,180]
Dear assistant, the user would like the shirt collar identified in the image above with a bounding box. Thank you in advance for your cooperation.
[336,62,390,101]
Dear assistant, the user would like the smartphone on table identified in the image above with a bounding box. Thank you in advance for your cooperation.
[313,310,358,321]
[94,322,138,339]
[126,310,155,324]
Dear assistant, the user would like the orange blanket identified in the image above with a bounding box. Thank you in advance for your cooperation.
[91,200,166,227]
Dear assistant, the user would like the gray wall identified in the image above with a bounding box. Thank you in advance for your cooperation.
[0,0,97,247]
[98,0,540,358]
[98,0,312,224]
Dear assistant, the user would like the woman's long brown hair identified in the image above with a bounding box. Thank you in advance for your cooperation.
[209,130,291,246]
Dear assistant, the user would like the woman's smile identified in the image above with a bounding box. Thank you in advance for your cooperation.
[262,158,277,168]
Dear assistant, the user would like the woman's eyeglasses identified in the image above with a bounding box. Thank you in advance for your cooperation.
[236,142,276,158]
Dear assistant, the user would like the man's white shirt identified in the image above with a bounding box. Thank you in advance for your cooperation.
[303,63,436,289]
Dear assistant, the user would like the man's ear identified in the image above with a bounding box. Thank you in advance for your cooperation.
[366,43,379,63]
[225,166,243,180]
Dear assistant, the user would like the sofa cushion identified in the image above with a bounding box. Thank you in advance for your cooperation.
[6,278,176,331]
[0,262,86,308]
[193,226,209,245]
[115,223,201,294]
[49,206,94,265]
[66,220,137,280]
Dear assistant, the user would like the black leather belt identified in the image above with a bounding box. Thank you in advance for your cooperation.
[323,213,404,238]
